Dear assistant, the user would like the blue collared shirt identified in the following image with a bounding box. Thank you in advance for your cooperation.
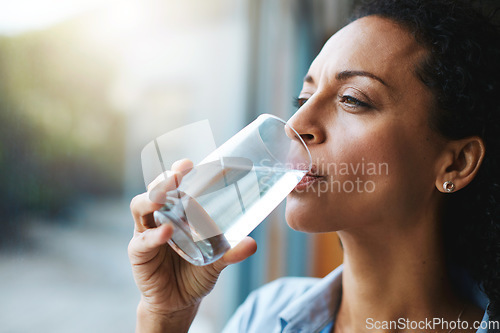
[222,265,490,333]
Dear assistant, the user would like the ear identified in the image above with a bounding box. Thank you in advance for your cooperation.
[435,136,485,193]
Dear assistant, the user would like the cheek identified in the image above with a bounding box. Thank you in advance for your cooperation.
[343,123,440,213]
[328,124,393,186]
[345,126,436,213]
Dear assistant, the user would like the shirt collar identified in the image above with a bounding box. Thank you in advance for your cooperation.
[279,265,343,332]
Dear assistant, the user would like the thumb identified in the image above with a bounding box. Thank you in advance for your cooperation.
[213,237,257,271]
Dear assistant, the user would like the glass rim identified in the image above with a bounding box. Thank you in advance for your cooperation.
[256,113,312,172]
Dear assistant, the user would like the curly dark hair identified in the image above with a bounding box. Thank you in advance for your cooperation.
[352,0,500,330]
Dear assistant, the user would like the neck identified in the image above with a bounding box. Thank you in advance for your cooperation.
[335,215,463,332]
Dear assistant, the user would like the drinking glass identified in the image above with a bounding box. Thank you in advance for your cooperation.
[142,114,311,265]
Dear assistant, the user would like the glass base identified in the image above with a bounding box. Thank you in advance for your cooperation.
[153,209,230,266]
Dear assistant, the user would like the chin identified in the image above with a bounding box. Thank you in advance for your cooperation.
[285,214,304,231]
[285,195,344,233]
[285,196,303,227]
[285,200,328,233]
[285,214,333,233]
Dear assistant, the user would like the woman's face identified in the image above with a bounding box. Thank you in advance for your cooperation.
[286,16,447,233]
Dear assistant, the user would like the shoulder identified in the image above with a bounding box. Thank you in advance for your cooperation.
[222,276,320,333]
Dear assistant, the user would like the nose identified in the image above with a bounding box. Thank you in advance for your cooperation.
[286,108,326,146]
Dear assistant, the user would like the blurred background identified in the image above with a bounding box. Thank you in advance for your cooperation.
[0,0,353,332]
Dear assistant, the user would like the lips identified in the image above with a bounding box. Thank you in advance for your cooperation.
[294,166,324,191]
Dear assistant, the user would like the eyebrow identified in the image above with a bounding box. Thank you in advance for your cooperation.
[303,70,388,87]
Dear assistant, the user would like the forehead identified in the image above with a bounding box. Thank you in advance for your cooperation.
[309,16,427,87]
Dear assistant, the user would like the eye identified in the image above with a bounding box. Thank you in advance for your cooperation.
[293,97,308,109]
[339,95,371,109]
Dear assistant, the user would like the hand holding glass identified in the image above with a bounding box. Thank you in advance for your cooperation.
[142,114,311,266]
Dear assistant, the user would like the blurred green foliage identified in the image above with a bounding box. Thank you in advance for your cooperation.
[0,21,125,232]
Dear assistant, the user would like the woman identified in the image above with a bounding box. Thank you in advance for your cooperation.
[128,0,500,332]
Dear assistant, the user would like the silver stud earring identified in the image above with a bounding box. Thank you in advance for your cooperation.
[443,181,456,193]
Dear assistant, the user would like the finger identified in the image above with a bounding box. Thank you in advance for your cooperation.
[147,171,170,193]
[146,159,193,192]
[214,237,257,271]
[147,159,194,204]
[128,223,173,264]
[147,173,182,204]
[171,158,194,174]
[130,192,164,231]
